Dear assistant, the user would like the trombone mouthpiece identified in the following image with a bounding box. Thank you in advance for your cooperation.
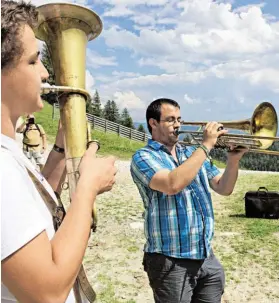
[174,129,180,136]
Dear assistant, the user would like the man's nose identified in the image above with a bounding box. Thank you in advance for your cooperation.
[40,60,49,81]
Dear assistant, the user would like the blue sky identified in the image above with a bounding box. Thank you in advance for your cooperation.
[33,0,279,123]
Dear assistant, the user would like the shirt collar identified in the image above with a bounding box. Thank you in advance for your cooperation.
[147,138,187,155]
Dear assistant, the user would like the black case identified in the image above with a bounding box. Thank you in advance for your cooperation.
[245,187,279,219]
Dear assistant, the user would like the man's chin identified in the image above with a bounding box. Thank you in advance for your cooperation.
[36,98,44,111]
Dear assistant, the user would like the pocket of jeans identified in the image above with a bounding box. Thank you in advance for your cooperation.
[145,253,174,282]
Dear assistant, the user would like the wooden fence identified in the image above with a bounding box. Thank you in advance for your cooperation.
[53,103,150,143]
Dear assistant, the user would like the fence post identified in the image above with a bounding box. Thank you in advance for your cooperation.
[105,120,107,132]
[130,128,132,139]
[144,133,148,142]
[92,116,95,129]
[118,125,120,136]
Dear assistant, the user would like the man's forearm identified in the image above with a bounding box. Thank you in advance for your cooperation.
[42,135,47,149]
[50,181,97,298]
[168,148,207,193]
[42,148,65,193]
[215,159,239,195]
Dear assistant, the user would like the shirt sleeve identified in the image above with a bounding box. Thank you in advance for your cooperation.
[1,153,48,261]
[203,158,220,180]
[131,149,168,187]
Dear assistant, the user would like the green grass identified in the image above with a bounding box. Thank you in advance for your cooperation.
[213,174,279,283]
[96,274,136,303]
[35,102,145,159]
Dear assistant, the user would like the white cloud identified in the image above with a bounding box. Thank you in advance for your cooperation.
[86,69,95,93]
[31,0,90,6]
[86,49,118,68]
[103,6,134,17]
[113,91,145,110]
[184,93,199,104]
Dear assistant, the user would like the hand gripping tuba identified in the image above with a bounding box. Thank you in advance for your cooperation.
[35,3,102,302]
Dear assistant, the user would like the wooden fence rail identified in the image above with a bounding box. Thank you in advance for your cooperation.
[53,103,150,143]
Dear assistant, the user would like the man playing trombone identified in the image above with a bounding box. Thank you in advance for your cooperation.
[130,98,247,303]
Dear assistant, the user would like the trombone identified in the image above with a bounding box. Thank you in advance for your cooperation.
[176,102,279,156]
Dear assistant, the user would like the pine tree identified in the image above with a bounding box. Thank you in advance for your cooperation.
[110,100,120,123]
[86,96,94,115]
[41,44,55,85]
[103,100,113,121]
[92,90,102,117]
[120,108,134,128]
[41,44,57,104]
[137,124,146,133]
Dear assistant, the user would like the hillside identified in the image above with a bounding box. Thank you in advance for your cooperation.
[35,102,146,159]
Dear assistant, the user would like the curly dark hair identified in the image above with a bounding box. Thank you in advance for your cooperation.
[146,98,180,134]
[1,0,38,70]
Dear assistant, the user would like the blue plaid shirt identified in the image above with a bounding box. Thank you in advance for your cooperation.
[130,139,220,260]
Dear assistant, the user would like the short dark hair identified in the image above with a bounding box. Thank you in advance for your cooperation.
[146,98,180,134]
[1,0,38,70]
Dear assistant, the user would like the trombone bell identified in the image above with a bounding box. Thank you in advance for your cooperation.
[179,102,279,154]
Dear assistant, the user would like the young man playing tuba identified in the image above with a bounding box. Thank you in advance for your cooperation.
[1,1,117,302]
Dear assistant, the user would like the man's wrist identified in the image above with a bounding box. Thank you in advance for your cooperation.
[53,144,65,154]
[201,142,213,152]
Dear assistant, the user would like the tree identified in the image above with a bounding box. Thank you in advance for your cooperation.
[103,100,113,121]
[137,124,146,133]
[41,44,57,104]
[86,96,94,115]
[92,90,102,117]
[41,44,55,85]
[120,108,134,128]
[110,100,120,123]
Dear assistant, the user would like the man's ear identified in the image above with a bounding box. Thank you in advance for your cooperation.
[149,118,158,131]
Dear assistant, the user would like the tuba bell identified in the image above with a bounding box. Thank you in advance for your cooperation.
[35,3,103,302]
[177,102,279,155]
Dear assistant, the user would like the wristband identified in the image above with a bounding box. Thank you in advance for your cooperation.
[53,144,65,154]
[199,144,213,166]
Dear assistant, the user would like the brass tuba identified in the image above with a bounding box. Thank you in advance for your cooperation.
[35,3,102,302]
[177,102,279,155]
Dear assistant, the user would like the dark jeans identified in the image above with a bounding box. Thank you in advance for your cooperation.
[143,251,225,303]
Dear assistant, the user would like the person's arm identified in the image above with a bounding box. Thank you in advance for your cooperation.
[149,122,228,195]
[210,148,247,196]
[150,147,209,194]
[2,146,117,303]
[41,121,65,193]
[41,134,47,151]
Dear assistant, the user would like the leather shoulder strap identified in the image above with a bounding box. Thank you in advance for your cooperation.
[26,167,96,303]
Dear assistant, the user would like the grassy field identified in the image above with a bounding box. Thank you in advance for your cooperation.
[212,173,279,302]
[35,102,146,159]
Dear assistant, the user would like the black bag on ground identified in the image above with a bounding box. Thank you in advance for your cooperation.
[245,187,279,219]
